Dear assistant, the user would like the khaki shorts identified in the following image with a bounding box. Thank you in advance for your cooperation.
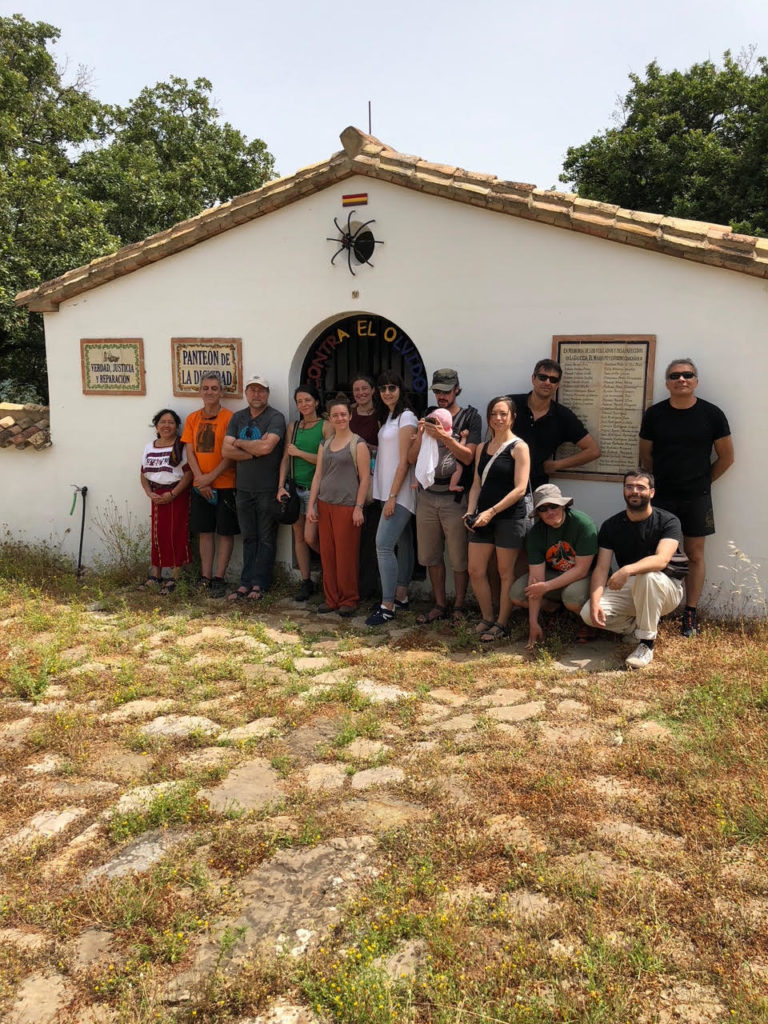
[416,488,469,572]
[509,567,590,609]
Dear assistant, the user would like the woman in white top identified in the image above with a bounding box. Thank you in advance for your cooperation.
[139,408,193,595]
[365,371,418,627]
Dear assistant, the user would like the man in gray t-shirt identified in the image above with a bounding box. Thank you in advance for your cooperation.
[222,375,286,599]
[407,368,482,621]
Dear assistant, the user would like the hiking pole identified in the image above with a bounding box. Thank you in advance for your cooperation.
[70,485,88,578]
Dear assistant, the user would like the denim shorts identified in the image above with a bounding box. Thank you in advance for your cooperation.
[296,486,311,517]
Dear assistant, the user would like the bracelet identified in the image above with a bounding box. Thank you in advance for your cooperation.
[388,494,397,500]
[355,504,363,509]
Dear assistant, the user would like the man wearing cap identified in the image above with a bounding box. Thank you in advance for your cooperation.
[509,359,601,491]
[639,358,734,638]
[222,376,286,601]
[180,372,238,597]
[510,484,598,649]
[581,469,686,669]
[408,369,482,621]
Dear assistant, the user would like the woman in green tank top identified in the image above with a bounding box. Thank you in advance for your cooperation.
[278,385,332,600]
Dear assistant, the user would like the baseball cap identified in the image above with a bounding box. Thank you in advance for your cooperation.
[245,375,270,389]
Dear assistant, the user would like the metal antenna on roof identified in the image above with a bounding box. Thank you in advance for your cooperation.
[368,101,372,135]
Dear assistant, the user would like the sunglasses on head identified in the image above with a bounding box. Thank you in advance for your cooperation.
[535,373,561,384]
[378,384,398,393]
[667,371,696,380]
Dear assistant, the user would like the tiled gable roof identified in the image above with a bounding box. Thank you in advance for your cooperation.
[16,126,768,312]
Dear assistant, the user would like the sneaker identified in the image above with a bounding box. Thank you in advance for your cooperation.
[295,578,315,601]
[625,642,654,669]
[365,605,395,627]
[317,603,338,614]
[620,633,637,644]
[196,576,212,589]
[681,608,698,638]
[210,576,227,598]
[394,598,410,611]
[338,606,358,618]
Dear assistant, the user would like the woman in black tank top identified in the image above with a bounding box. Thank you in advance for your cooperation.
[464,396,530,642]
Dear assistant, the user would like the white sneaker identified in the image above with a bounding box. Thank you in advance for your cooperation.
[625,642,653,669]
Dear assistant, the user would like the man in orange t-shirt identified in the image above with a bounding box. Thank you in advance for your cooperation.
[180,372,238,595]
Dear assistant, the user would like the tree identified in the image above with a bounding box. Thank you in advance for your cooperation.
[73,76,275,243]
[0,16,275,402]
[0,15,116,400]
[560,50,768,236]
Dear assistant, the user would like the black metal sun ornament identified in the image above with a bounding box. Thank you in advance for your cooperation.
[326,210,383,275]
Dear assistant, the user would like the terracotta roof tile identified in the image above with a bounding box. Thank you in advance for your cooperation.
[16,126,768,311]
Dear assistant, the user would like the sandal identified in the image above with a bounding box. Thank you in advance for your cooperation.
[228,586,250,602]
[246,585,263,601]
[480,622,509,643]
[576,623,599,644]
[474,618,495,635]
[138,576,161,591]
[159,580,176,596]
[416,605,447,624]
[451,607,469,624]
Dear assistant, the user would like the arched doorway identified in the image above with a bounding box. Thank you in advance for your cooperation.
[300,314,429,415]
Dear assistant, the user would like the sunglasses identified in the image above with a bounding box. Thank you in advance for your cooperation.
[378,384,398,393]
[667,371,696,380]
[537,503,560,513]
[535,373,561,384]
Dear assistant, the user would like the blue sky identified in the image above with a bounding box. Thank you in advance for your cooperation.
[12,0,768,189]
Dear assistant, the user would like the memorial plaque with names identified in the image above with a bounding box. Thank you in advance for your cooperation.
[80,339,145,395]
[552,335,656,481]
[171,338,243,397]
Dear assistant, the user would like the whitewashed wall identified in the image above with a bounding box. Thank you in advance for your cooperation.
[3,176,765,610]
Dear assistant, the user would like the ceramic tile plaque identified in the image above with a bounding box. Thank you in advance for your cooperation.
[171,338,243,397]
[80,339,146,395]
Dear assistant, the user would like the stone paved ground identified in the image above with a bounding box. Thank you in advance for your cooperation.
[0,593,766,1023]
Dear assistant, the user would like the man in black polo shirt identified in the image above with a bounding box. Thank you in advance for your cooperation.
[509,359,601,491]
[639,358,734,638]
[581,469,686,669]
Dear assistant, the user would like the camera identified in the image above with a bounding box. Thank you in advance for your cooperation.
[464,511,479,530]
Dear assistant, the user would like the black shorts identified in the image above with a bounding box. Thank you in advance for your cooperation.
[654,492,715,537]
[190,488,240,536]
[467,516,527,550]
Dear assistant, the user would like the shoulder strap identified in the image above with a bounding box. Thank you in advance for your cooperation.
[480,439,514,487]
[453,405,477,436]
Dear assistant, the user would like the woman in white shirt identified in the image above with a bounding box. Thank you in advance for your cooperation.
[139,409,193,594]
[365,372,418,627]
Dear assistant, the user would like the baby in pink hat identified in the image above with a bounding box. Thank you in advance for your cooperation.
[414,406,468,491]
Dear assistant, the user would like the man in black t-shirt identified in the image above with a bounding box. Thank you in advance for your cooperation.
[639,358,734,637]
[581,470,685,669]
[509,358,601,491]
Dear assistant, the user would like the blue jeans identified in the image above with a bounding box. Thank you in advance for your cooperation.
[375,501,414,605]
[236,489,278,590]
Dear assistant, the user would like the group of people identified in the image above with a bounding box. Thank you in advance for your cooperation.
[139,356,733,667]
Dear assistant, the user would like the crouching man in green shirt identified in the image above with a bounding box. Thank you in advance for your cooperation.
[509,484,598,649]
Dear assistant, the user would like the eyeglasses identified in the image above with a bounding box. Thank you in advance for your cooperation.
[667,371,696,380]
[535,373,561,384]
[537,504,560,513]
[378,384,398,393]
